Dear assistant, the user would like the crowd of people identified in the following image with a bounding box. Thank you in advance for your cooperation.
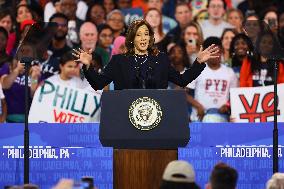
[0,0,284,123]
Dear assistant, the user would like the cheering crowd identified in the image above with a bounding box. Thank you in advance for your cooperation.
[0,0,284,123]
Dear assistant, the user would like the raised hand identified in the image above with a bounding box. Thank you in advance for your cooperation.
[196,44,220,64]
[72,48,93,69]
[30,65,41,80]
[14,60,25,75]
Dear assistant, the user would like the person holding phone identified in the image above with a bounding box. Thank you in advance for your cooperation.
[263,9,278,34]
[180,22,204,66]
[73,19,220,90]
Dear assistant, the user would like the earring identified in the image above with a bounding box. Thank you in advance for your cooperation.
[247,51,253,56]
[232,52,236,56]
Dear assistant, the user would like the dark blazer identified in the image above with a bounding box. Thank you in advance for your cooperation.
[83,52,206,90]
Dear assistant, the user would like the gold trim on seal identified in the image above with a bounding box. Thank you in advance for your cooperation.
[129,97,163,131]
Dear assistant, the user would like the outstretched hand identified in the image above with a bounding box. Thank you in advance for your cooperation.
[196,44,220,64]
[72,48,93,69]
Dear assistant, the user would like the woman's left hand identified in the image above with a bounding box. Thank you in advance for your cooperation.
[196,44,220,63]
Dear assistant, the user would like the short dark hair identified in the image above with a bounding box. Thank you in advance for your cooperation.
[207,0,227,10]
[60,51,75,66]
[210,162,238,189]
[97,24,113,34]
[175,2,192,13]
[125,19,159,56]
[86,2,106,23]
[49,13,68,22]
[203,36,222,49]
[0,8,13,21]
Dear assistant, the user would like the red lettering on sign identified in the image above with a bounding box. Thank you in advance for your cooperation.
[53,109,85,123]
[239,92,280,122]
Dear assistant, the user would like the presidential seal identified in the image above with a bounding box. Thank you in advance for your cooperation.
[129,97,162,130]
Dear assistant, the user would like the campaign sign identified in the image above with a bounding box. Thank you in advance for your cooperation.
[29,81,101,123]
[230,84,284,122]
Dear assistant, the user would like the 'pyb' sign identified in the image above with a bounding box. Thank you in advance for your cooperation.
[230,84,284,122]
[29,81,102,123]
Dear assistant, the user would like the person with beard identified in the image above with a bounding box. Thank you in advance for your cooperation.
[49,13,71,59]
[33,13,72,80]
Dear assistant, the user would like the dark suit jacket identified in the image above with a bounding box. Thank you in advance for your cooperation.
[83,52,206,90]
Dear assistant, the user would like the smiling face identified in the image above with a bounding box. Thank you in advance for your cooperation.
[134,25,150,54]
[234,38,249,57]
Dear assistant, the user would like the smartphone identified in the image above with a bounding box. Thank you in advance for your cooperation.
[188,38,196,46]
[72,181,90,189]
[81,176,94,189]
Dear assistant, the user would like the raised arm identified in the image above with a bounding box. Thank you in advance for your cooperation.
[168,44,219,87]
[73,48,113,90]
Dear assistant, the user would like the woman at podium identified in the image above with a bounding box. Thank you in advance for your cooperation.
[72,19,219,90]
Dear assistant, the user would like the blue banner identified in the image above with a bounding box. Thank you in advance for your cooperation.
[0,123,283,189]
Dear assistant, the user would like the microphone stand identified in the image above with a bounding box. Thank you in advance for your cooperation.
[272,58,278,173]
[21,57,33,184]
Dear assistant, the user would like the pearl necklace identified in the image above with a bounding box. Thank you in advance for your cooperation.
[134,54,148,65]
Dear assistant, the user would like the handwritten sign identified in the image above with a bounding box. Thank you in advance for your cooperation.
[29,81,102,123]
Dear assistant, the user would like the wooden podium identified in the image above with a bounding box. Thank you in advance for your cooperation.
[99,90,190,189]
[114,149,177,189]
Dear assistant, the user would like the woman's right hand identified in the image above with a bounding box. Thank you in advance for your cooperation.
[72,48,93,69]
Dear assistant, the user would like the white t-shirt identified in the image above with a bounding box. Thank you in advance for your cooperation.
[188,64,238,121]
[44,1,88,22]
[46,74,86,88]
[199,20,234,40]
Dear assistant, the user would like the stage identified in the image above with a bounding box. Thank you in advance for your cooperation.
[0,123,283,188]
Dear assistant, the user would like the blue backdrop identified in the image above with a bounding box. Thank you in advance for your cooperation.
[0,123,283,189]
